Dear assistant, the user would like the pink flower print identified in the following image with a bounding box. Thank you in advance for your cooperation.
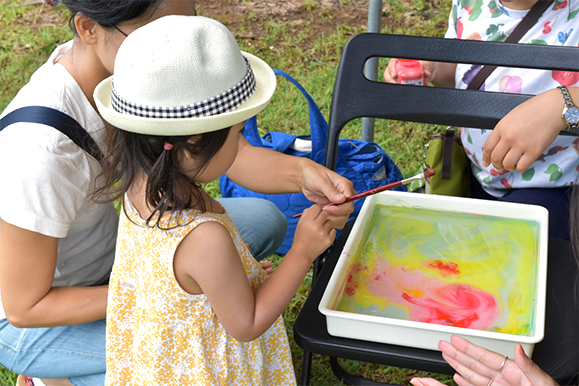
[498,75,522,94]
[457,19,463,39]
[543,22,552,34]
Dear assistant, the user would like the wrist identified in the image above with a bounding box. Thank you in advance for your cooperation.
[295,157,315,189]
[556,86,579,131]
[285,246,317,267]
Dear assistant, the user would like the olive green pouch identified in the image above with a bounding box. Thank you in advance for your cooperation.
[424,128,472,197]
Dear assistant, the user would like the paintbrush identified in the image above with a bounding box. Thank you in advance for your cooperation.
[293,169,436,218]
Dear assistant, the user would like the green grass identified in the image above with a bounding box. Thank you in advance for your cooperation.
[0,0,455,384]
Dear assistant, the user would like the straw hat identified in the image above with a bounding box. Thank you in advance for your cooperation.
[94,15,276,135]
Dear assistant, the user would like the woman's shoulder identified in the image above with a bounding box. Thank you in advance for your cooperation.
[0,59,104,173]
[1,40,103,141]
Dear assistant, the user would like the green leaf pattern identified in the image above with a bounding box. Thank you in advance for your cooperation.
[448,0,579,196]
[545,164,563,181]
[568,9,579,22]
[521,168,535,181]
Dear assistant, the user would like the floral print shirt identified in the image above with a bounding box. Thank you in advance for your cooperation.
[446,0,579,197]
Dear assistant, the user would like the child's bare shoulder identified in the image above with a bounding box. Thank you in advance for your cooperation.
[178,219,238,261]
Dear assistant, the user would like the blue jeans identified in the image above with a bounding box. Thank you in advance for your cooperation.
[217,197,287,261]
[0,197,286,385]
[0,319,106,386]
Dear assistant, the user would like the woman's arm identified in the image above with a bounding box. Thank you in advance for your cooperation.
[429,61,457,88]
[0,220,107,328]
[225,136,356,227]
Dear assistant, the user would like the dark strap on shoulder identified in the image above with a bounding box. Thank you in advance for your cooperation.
[467,0,555,91]
[0,106,103,162]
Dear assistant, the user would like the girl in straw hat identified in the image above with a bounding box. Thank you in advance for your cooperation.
[0,1,354,385]
[92,15,345,385]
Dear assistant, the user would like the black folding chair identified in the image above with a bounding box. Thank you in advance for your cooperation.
[293,33,579,385]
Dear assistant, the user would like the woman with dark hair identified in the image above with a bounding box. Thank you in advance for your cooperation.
[0,1,355,385]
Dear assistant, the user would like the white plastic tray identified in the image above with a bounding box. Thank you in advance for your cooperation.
[319,191,548,358]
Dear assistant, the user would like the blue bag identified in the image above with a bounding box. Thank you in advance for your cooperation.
[219,69,405,255]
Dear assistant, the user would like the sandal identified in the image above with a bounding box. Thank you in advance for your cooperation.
[16,375,34,386]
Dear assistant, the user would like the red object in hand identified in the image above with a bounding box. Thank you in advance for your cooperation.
[396,59,425,86]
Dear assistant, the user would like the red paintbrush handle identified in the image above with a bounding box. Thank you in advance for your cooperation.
[292,169,435,219]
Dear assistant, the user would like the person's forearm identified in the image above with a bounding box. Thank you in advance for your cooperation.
[230,250,313,342]
[226,137,306,194]
[0,220,108,328]
[430,62,457,88]
[6,285,108,328]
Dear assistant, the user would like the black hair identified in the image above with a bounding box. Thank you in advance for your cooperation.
[93,125,232,228]
[61,0,165,34]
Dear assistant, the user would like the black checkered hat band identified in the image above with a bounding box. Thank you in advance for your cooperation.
[111,57,256,119]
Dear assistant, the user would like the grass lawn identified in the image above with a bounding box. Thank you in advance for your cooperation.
[0,0,455,384]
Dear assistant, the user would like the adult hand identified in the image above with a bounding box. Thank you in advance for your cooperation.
[383,59,436,84]
[482,88,567,172]
[410,335,557,386]
[299,160,356,229]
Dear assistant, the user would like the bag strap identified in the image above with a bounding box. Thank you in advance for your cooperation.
[272,69,328,156]
[467,0,554,90]
[0,106,103,162]
[234,70,328,155]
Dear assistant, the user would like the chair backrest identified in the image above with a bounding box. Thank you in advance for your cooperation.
[325,33,579,170]
[318,34,579,384]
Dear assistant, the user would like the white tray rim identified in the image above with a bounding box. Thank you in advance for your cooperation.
[319,191,549,345]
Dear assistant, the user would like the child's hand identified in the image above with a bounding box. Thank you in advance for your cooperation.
[291,204,336,263]
[383,59,400,83]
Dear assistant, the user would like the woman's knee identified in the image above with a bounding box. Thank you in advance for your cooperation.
[0,320,106,378]
[218,197,287,260]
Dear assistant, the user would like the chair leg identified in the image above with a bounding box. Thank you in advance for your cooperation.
[301,350,313,386]
[330,357,400,386]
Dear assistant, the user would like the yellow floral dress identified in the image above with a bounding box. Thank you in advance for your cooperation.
[105,198,296,385]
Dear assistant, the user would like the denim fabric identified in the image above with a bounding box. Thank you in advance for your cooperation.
[0,319,105,386]
[218,197,287,261]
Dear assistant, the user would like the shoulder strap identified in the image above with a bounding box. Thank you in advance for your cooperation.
[0,106,103,162]
[467,0,555,91]
[272,69,328,156]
